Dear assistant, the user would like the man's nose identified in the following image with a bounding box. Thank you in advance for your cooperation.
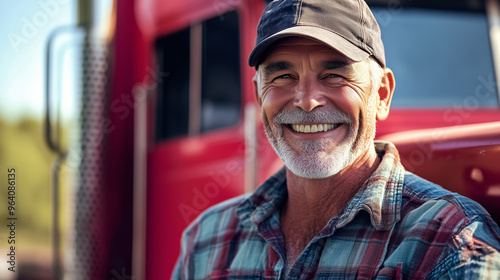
[293,80,327,112]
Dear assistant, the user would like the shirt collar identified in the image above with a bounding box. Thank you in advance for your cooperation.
[236,141,404,231]
[236,166,288,225]
[336,142,404,230]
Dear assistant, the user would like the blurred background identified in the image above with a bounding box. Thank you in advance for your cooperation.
[0,0,499,279]
[0,1,77,279]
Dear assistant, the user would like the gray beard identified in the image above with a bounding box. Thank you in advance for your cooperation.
[263,99,377,179]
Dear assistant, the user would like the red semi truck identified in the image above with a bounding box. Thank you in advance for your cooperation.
[41,0,500,279]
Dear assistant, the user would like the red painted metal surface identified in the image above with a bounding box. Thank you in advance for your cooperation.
[147,127,248,277]
[377,109,500,137]
[379,122,500,223]
[101,0,150,275]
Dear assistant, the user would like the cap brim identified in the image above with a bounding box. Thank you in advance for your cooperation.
[248,25,371,67]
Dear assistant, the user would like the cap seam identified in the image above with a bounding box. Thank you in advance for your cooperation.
[296,22,372,55]
[296,0,303,25]
[357,0,368,54]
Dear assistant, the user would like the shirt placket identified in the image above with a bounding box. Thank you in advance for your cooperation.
[256,211,288,278]
[287,237,329,279]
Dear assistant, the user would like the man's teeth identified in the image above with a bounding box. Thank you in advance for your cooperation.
[290,124,340,133]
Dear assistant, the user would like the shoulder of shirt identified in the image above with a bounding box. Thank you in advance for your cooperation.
[401,172,500,278]
[403,171,492,220]
[183,194,251,236]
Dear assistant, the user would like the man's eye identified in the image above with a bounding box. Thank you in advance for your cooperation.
[274,74,292,80]
[325,73,343,79]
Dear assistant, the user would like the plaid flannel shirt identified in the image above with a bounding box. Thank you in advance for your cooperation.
[173,142,500,279]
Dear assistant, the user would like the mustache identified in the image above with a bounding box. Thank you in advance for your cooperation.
[273,107,353,125]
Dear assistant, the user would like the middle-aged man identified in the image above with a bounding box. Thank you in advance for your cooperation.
[173,0,500,278]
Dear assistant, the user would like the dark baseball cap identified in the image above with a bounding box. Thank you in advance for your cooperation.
[248,0,386,68]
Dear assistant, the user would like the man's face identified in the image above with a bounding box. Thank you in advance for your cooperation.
[255,37,379,179]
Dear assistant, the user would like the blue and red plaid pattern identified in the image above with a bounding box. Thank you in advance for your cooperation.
[173,142,500,279]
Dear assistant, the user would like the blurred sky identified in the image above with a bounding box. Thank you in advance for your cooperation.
[0,0,77,122]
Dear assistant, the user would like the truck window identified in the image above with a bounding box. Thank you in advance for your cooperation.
[201,12,241,132]
[155,27,190,140]
[155,11,241,141]
[371,7,499,108]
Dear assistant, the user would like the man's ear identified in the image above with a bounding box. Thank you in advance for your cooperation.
[376,68,395,121]
[253,74,262,106]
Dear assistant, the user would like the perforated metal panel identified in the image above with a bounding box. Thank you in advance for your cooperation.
[74,36,109,280]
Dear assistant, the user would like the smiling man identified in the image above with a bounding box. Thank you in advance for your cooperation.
[173,0,500,279]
